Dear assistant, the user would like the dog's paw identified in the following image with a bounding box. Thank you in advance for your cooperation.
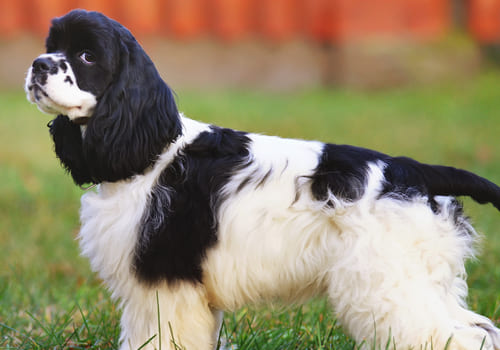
[451,324,500,350]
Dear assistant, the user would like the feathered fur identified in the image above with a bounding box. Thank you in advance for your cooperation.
[25,9,500,350]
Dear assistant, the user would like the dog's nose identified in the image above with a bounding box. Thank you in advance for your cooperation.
[32,57,56,74]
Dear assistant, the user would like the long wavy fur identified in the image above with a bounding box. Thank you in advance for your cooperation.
[49,17,181,186]
[34,10,500,350]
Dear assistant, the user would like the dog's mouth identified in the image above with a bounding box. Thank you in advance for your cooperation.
[28,84,61,114]
[29,83,49,103]
[28,83,91,123]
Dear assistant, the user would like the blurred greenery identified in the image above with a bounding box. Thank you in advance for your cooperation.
[1,71,499,348]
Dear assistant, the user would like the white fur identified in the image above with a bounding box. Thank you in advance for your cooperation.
[25,53,97,119]
[79,116,214,349]
[77,116,499,350]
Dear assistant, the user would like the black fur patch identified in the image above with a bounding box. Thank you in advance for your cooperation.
[46,10,182,185]
[381,157,500,210]
[59,60,68,73]
[311,144,500,212]
[48,115,92,185]
[310,144,387,204]
[64,75,73,85]
[134,126,252,285]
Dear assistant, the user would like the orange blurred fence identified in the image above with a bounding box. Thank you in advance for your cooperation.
[0,0,499,43]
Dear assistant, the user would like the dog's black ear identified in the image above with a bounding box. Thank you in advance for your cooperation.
[82,24,182,183]
[49,115,93,186]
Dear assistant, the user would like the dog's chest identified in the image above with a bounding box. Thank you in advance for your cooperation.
[78,180,151,298]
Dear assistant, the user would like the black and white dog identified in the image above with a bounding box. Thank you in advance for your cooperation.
[25,9,500,350]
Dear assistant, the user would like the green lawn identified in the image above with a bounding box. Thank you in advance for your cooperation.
[1,72,500,349]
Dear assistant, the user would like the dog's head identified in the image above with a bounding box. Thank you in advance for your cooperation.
[25,10,182,185]
[25,10,117,122]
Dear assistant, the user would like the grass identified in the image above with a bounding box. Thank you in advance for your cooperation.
[1,71,500,349]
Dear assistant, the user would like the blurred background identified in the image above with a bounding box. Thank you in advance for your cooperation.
[1,0,500,90]
[1,1,500,348]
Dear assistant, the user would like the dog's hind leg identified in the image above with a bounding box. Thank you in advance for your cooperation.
[324,196,499,349]
[447,307,500,350]
[118,281,218,350]
[327,257,500,349]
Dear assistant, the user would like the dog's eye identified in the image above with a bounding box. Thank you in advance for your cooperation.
[79,51,96,65]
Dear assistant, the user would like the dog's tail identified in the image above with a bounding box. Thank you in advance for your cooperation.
[383,157,500,211]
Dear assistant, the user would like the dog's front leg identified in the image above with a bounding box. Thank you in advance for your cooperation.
[118,281,219,350]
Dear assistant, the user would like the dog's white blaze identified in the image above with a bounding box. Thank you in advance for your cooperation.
[25,53,97,119]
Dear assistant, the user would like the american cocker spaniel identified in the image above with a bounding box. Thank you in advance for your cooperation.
[25,9,500,350]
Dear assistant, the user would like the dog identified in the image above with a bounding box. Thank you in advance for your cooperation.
[25,9,500,350]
